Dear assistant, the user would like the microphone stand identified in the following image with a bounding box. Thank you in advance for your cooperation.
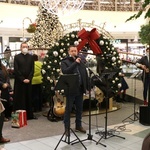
[54,74,86,150]
[122,70,140,122]
[95,69,125,145]
[72,59,106,147]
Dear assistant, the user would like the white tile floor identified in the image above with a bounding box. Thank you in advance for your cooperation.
[0,121,148,150]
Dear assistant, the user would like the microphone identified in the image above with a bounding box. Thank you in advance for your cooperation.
[68,55,77,61]
[74,55,80,59]
[69,55,79,59]
[74,55,82,64]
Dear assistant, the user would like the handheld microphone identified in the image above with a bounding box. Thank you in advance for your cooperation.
[74,55,80,59]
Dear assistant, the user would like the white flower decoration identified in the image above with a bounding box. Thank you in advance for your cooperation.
[99,40,104,45]
[41,69,46,74]
[53,51,58,57]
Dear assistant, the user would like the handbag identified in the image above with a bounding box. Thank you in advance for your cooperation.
[11,110,27,128]
[0,101,5,113]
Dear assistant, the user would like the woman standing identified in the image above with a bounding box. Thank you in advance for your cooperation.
[0,59,11,143]
[0,106,10,143]
[0,59,13,120]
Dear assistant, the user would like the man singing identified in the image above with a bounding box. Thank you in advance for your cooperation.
[60,45,89,135]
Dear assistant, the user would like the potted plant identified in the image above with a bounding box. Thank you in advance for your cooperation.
[26,23,37,33]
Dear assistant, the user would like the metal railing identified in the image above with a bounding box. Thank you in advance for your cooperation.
[0,48,48,70]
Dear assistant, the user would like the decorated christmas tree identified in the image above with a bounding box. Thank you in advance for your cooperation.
[41,29,122,102]
[29,5,64,48]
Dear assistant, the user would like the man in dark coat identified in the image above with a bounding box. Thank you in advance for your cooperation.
[136,47,150,105]
[60,45,89,135]
[13,42,37,120]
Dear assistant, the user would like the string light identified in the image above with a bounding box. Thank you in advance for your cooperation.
[41,0,86,16]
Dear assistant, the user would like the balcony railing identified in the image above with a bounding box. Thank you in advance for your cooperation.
[0,0,142,11]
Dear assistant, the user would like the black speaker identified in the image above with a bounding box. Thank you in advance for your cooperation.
[139,106,150,125]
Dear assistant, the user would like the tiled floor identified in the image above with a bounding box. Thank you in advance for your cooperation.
[1,73,149,150]
[0,121,148,150]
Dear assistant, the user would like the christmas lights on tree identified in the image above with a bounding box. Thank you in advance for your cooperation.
[29,5,64,49]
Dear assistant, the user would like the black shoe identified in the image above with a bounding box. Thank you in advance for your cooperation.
[0,137,10,143]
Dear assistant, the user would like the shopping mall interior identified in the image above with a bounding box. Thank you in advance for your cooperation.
[0,0,150,150]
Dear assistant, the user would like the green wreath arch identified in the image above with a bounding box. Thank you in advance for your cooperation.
[41,30,122,101]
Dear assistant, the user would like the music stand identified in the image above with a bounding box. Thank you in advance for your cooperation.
[96,69,125,146]
[71,66,106,147]
[54,74,87,150]
[122,70,141,122]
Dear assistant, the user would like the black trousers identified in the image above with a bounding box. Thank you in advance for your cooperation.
[32,84,42,112]
[0,112,4,138]
[143,77,150,100]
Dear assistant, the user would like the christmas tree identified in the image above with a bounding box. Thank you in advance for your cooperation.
[41,30,122,102]
[29,5,64,48]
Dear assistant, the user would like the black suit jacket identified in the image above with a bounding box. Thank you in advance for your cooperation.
[14,53,34,82]
[61,56,89,94]
[137,56,150,79]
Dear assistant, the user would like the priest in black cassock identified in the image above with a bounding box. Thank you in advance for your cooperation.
[13,42,37,120]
